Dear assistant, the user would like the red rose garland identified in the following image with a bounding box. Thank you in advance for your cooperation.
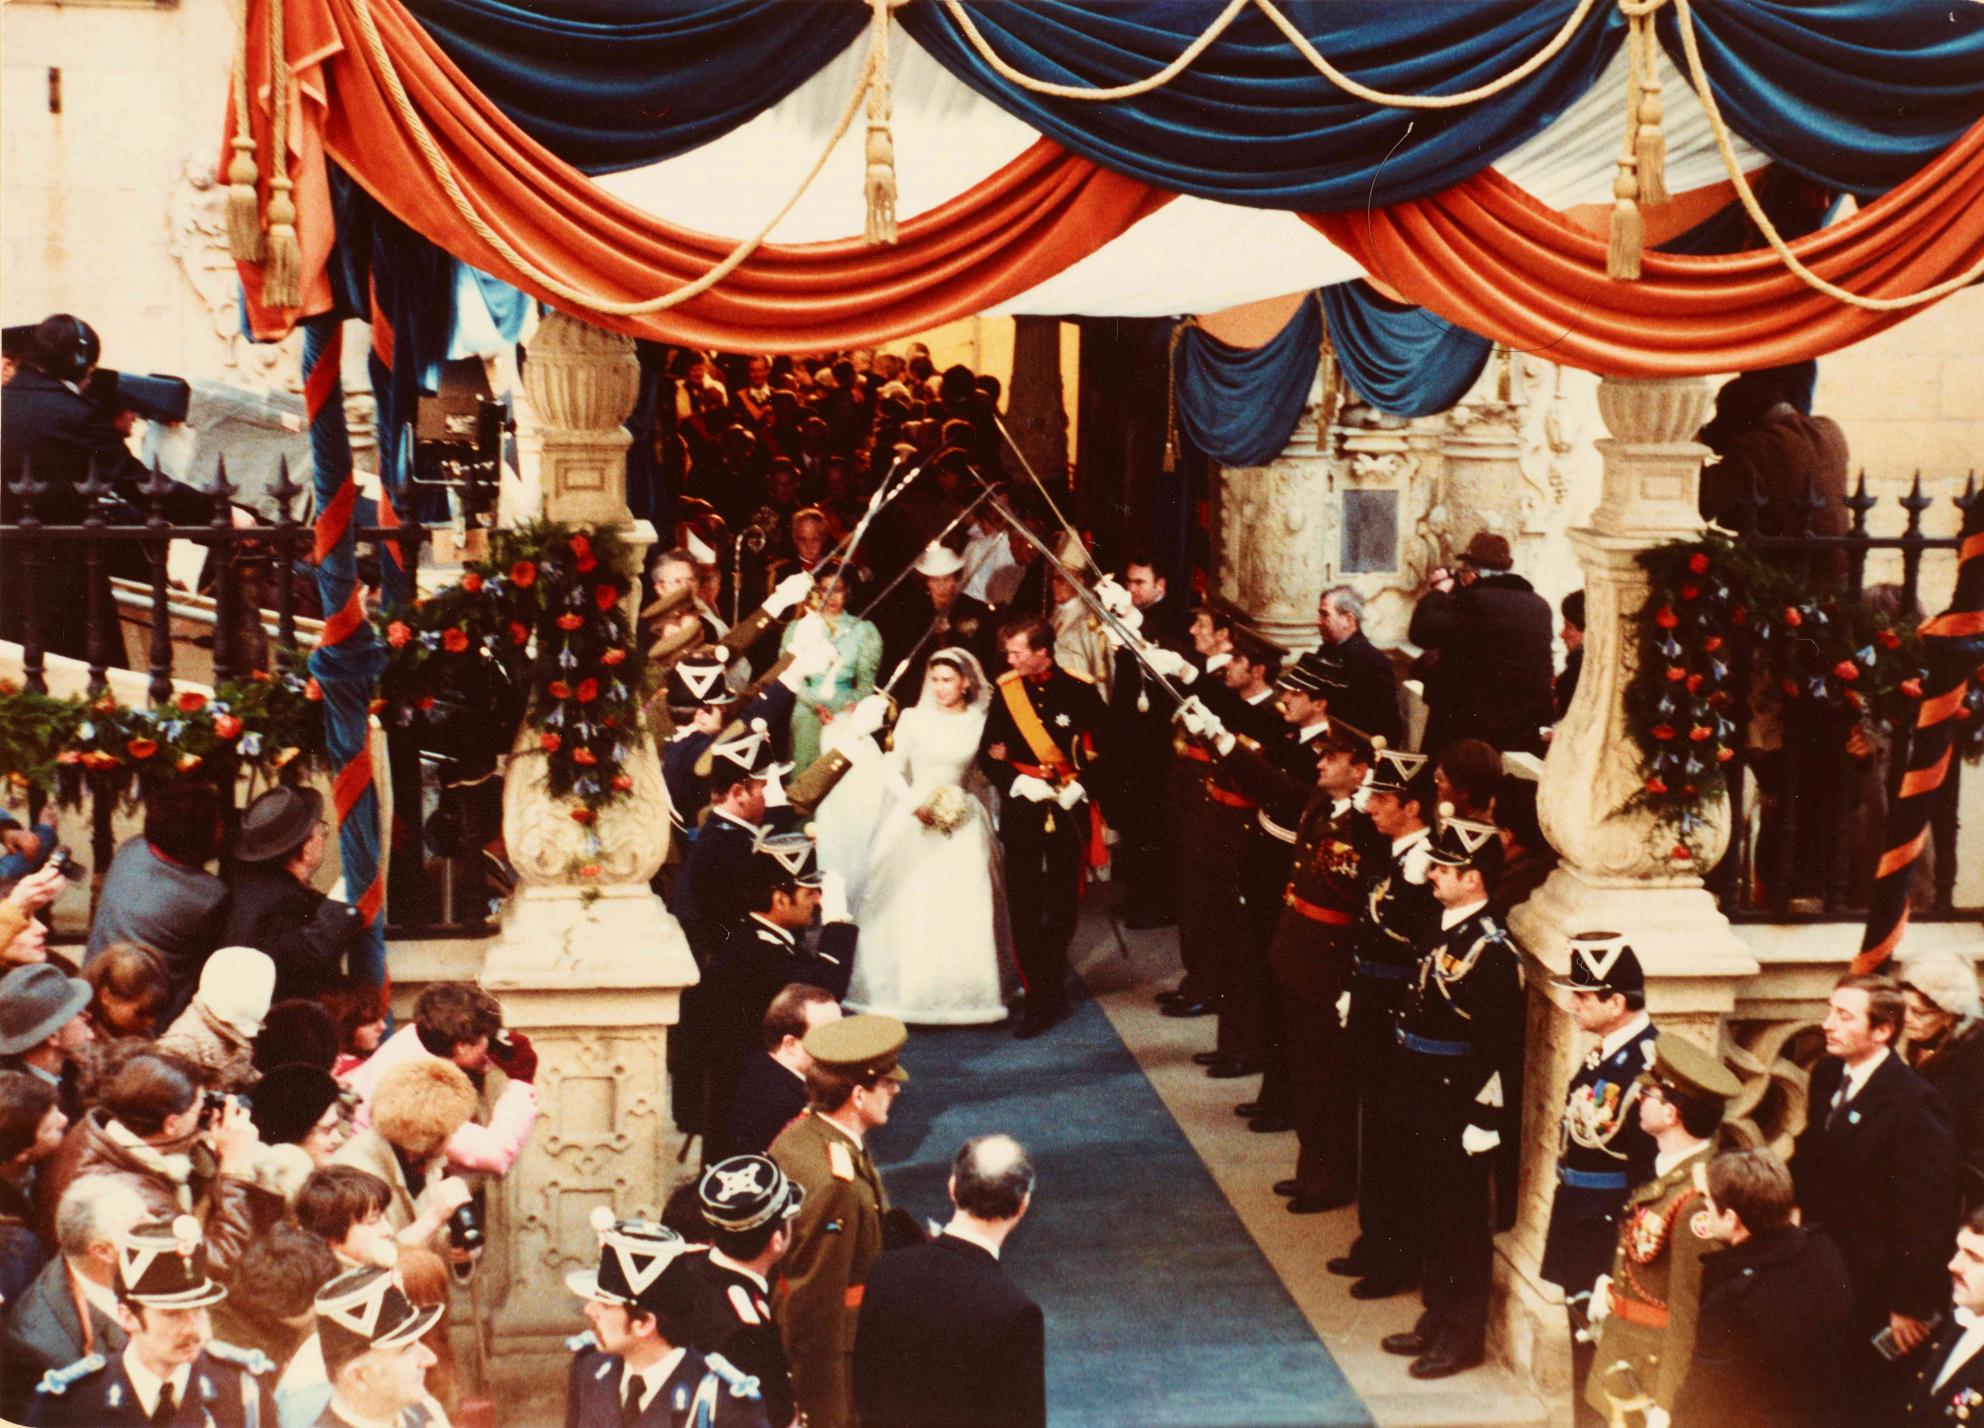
[1625,535,1926,863]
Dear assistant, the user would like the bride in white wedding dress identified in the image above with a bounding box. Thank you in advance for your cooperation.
[846,647,1015,1025]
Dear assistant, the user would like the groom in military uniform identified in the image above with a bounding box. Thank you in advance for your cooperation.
[979,613,1108,1038]
[26,1217,277,1427]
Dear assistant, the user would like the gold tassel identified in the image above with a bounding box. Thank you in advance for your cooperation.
[862,0,898,246]
[1163,317,1189,473]
[225,131,264,263]
[1635,76,1667,208]
[262,175,303,309]
[1316,314,1340,443]
[1608,174,1644,281]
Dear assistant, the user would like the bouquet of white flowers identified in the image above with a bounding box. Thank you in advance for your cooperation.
[919,783,971,836]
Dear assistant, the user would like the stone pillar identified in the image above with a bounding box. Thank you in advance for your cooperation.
[477,312,696,1384]
[1493,377,1758,1425]
[1212,406,1329,653]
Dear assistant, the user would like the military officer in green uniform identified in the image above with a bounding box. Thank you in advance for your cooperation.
[768,1014,909,1428]
[1584,1033,1742,1426]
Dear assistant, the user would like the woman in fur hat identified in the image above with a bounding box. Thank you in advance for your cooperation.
[154,945,275,1092]
[1901,949,1984,1211]
[328,1057,477,1254]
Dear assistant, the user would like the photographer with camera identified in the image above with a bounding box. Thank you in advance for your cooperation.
[329,1060,478,1259]
[33,1049,275,1281]
[1,314,256,665]
[345,982,538,1179]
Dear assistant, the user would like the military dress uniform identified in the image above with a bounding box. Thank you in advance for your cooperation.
[1540,934,1659,1296]
[769,1017,907,1428]
[1900,1316,1984,1423]
[1225,655,1344,1120]
[978,661,1108,1026]
[1219,719,1375,1206]
[690,1156,805,1428]
[1387,816,1523,1375]
[1583,1035,1742,1424]
[29,1217,278,1428]
[27,1343,278,1428]
[1344,751,1440,1288]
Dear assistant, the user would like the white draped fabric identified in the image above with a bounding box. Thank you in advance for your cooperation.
[591,23,1770,319]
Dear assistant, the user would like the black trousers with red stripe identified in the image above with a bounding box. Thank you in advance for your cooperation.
[1000,795,1086,1015]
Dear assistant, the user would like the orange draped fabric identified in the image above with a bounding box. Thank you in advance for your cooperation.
[232,0,1169,349]
[1306,117,1984,377]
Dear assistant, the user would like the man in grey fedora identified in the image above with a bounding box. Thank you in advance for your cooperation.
[221,787,366,1004]
[0,963,94,1109]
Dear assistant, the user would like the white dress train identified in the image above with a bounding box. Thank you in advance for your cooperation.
[846,705,1014,1025]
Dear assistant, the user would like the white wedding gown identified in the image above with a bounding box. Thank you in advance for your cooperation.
[846,705,1014,1025]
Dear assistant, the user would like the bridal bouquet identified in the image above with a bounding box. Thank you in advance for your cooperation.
[919,784,972,836]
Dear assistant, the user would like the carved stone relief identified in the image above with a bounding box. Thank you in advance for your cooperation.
[166,155,301,387]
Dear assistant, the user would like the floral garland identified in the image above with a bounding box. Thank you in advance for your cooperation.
[1625,533,1930,862]
[372,522,645,842]
[0,658,327,807]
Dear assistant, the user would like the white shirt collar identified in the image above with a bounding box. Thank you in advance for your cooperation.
[1600,1012,1654,1063]
[708,1249,769,1292]
[1654,1139,1712,1179]
[1440,898,1488,931]
[71,1263,121,1322]
[121,1347,192,1420]
[1391,827,1430,856]
[1244,689,1273,706]
[623,1347,687,1413]
[1936,1309,1984,1390]
[817,1109,865,1150]
[1330,796,1351,817]
[710,806,762,835]
[943,1223,1004,1261]
[1296,721,1327,743]
[748,912,796,947]
[1842,1045,1890,1102]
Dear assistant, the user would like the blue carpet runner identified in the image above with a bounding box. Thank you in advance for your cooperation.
[873,986,1375,1427]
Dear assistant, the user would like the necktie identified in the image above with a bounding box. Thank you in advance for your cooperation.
[151,1382,177,1427]
[620,1373,643,1428]
[1826,1079,1850,1130]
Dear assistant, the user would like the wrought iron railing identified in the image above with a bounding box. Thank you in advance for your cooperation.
[2,452,492,939]
[1707,466,1983,924]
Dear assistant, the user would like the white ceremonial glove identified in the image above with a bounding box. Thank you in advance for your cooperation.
[1643,1410,1671,1428]
[1056,780,1086,810]
[1213,729,1237,757]
[779,615,838,685]
[1009,774,1056,803]
[1142,647,1191,681]
[1461,1125,1501,1157]
[1588,1275,1613,1326]
[1173,695,1219,738]
[843,694,892,739]
[1335,990,1352,1027]
[1093,575,1133,618]
[766,571,816,617]
[817,870,851,925]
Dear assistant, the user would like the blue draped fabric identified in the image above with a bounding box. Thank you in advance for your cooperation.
[1657,1,1984,198]
[1174,295,1321,467]
[404,0,868,175]
[898,1,1622,210]
[1322,282,1494,419]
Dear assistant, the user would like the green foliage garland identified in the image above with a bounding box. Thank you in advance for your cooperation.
[0,657,327,807]
[1625,533,1925,863]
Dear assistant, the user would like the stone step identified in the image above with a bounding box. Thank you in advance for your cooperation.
[1075,906,1554,1428]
